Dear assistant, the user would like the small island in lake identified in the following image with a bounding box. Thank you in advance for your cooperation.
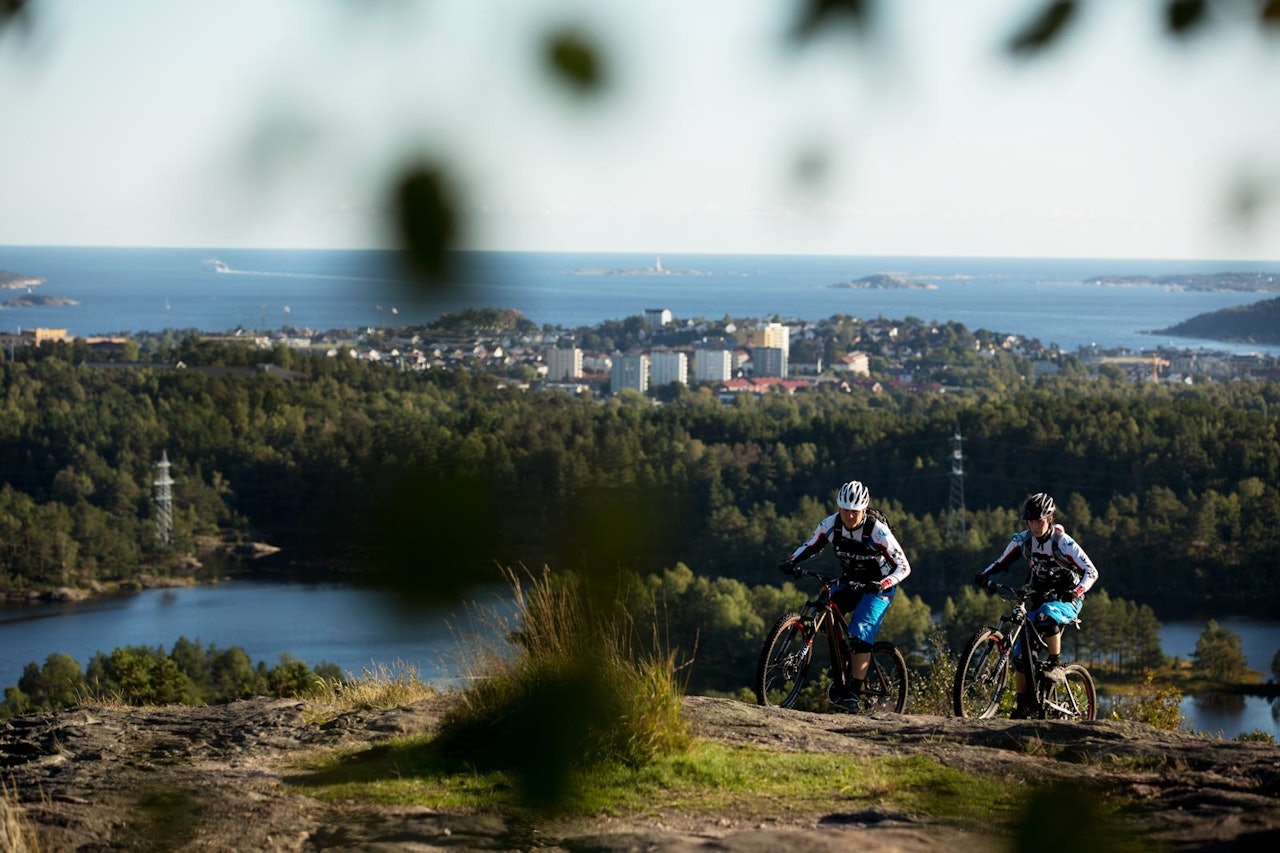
[829,273,936,290]
[0,270,45,289]
[1148,295,1280,345]
[1086,271,1280,292]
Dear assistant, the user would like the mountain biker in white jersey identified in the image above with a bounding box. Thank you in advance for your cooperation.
[973,492,1100,719]
[778,480,912,710]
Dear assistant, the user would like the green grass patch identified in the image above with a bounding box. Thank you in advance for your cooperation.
[291,735,1026,829]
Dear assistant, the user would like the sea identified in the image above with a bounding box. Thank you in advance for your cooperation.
[2,246,1279,355]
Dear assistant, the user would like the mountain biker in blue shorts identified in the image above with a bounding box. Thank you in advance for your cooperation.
[778,480,912,710]
[973,492,1100,718]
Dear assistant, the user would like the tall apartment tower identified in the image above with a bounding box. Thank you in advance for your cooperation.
[747,322,790,376]
[754,347,787,378]
[693,348,733,383]
[610,354,650,394]
[547,346,583,381]
[649,351,688,388]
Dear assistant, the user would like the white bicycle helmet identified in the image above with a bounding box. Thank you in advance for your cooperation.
[836,480,870,511]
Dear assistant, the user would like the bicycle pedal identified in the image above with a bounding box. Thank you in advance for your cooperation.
[1039,665,1067,685]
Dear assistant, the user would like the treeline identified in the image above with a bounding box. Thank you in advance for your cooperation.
[1,333,1278,620]
[2,567,1171,711]
[1,637,341,718]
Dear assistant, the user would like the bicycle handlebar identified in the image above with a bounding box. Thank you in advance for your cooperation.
[786,567,880,594]
[986,581,1029,600]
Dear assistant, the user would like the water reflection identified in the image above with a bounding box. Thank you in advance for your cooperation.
[1193,692,1246,715]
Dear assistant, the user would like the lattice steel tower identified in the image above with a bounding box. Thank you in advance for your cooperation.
[153,450,175,546]
[946,427,967,538]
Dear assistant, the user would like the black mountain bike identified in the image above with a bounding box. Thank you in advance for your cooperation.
[952,582,1097,721]
[755,569,908,713]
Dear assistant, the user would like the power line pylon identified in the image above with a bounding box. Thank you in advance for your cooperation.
[153,450,175,546]
[946,426,967,539]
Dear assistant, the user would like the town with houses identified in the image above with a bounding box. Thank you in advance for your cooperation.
[4,305,1278,400]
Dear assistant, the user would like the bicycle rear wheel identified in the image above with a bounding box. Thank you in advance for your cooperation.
[755,612,814,708]
[859,641,908,713]
[1042,664,1097,721]
[953,628,1010,718]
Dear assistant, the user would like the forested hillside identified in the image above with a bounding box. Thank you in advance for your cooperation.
[1155,295,1280,344]
[2,334,1278,622]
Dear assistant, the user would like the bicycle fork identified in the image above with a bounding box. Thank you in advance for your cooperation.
[988,630,1013,689]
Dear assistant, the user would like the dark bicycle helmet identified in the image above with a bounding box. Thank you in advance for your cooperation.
[1022,492,1056,520]
[837,480,870,511]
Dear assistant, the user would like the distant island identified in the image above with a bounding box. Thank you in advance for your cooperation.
[829,273,936,290]
[2,294,79,307]
[1149,295,1280,345]
[1086,271,1280,292]
[0,270,44,289]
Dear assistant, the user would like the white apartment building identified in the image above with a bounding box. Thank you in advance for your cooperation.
[610,353,650,394]
[649,350,688,387]
[644,308,673,328]
[546,346,583,381]
[693,348,733,383]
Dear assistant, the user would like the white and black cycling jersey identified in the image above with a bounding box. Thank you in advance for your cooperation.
[981,524,1099,596]
[785,513,912,588]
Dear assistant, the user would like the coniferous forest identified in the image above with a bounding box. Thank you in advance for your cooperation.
[2,329,1278,620]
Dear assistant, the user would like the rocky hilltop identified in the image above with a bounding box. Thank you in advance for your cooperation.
[3,695,1279,850]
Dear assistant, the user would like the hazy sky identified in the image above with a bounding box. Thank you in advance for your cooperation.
[1,0,1277,259]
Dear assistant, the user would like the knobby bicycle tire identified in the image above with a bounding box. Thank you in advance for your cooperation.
[755,612,813,708]
[953,628,1010,718]
[1042,663,1097,721]
[861,641,909,714]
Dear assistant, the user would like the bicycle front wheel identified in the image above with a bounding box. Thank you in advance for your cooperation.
[953,628,1010,718]
[1043,664,1097,722]
[860,641,908,713]
[755,612,814,708]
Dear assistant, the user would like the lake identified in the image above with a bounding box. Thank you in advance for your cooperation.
[0,580,513,696]
[4,582,1277,738]
[1159,618,1280,739]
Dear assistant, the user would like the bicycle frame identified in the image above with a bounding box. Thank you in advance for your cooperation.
[812,583,858,690]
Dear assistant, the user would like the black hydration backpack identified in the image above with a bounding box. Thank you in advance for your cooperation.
[862,507,892,544]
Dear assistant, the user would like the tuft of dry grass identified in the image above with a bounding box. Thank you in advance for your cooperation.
[304,660,435,711]
[1,778,39,853]
[432,564,690,809]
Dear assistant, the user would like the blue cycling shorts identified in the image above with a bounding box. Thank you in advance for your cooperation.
[846,586,896,645]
